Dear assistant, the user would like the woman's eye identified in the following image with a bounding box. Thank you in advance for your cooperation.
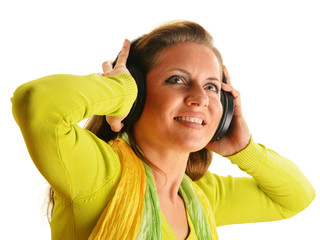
[204,83,219,93]
[165,75,185,84]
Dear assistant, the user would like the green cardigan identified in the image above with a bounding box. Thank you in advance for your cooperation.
[11,73,315,239]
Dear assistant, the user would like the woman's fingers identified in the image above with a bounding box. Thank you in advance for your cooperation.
[101,39,132,77]
[221,66,243,119]
[106,114,128,132]
[221,83,239,97]
[222,65,241,110]
[114,39,131,68]
[102,60,113,74]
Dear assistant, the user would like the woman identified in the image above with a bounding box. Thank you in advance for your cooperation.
[11,21,315,240]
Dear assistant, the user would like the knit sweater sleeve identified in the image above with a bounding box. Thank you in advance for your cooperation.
[195,137,316,226]
[11,73,137,202]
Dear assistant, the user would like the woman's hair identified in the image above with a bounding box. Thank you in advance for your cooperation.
[48,20,223,221]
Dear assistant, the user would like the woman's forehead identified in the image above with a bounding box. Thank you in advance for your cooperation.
[149,42,221,77]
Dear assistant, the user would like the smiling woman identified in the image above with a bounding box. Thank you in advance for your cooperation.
[11,21,315,240]
[135,42,223,154]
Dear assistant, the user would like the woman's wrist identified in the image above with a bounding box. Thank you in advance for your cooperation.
[225,136,266,171]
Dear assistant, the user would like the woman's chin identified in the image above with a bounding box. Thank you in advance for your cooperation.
[174,134,212,152]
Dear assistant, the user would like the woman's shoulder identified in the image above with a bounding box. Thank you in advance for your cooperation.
[192,170,237,205]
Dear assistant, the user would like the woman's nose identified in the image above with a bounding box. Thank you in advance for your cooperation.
[185,86,209,107]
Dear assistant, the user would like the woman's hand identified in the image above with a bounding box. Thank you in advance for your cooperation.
[206,66,251,156]
[99,39,132,132]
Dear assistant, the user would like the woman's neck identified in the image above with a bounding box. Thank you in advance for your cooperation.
[138,140,189,203]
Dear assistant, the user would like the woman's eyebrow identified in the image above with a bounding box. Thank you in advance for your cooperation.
[166,68,190,75]
[166,68,221,82]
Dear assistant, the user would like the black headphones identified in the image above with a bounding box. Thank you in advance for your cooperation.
[114,38,234,141]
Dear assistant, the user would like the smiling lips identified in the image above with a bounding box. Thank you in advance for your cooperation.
[174,116,205,125]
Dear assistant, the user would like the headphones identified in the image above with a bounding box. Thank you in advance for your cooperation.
[114,38,234,141]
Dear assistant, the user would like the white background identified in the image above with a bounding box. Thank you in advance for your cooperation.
[1,0,319,239]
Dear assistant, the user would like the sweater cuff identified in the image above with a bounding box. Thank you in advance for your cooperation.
[226,137,267,171]
[115,73,137,96]
[104,73,137,117]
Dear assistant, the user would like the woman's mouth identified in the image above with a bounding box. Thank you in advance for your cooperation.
[173,116,205,125]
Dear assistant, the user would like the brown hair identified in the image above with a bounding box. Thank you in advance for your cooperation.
[48,20,223,221]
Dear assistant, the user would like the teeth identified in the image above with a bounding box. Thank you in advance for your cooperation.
[175,116,203,125]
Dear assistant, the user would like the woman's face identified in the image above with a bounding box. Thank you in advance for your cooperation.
[134,42,223,152]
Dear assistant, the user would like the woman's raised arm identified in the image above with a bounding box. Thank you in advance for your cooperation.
[11,63,137,202]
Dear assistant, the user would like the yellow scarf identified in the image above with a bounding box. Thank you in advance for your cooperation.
[89,138,216,239]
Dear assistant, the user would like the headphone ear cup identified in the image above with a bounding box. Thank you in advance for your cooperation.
[212,76,234,141]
